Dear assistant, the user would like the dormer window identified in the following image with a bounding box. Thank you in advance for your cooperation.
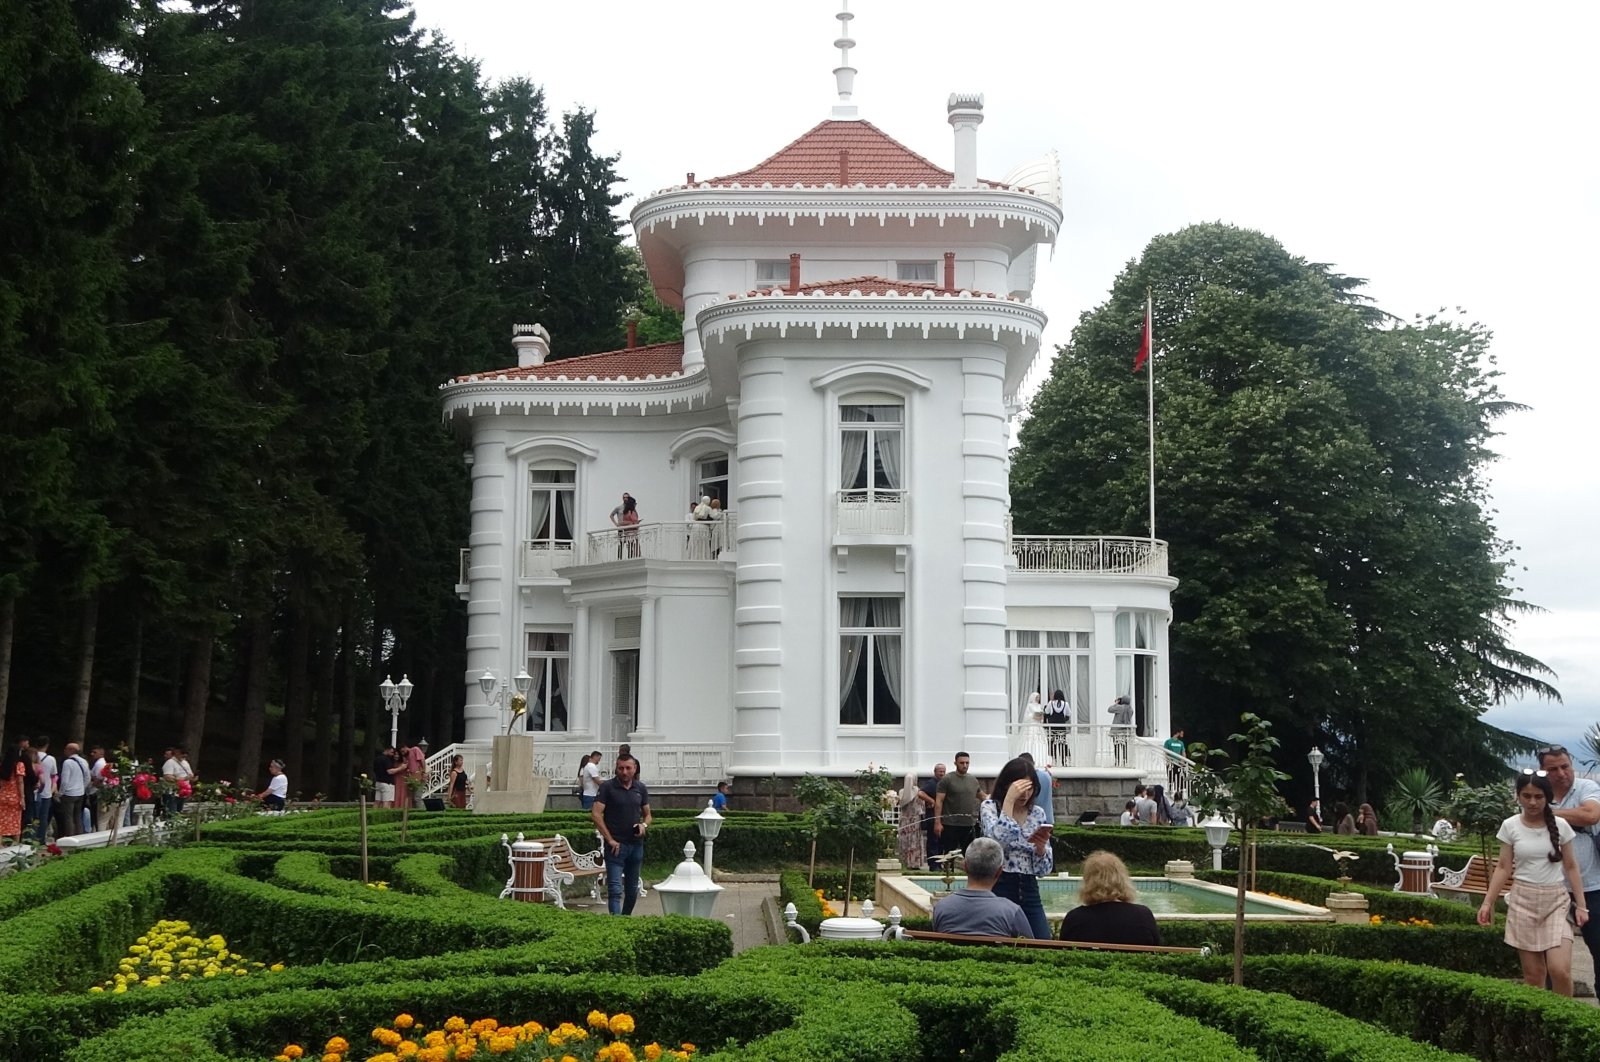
[895,260,936,283]
[755,260,790,288]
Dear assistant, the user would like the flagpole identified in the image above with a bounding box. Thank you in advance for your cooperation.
[1145,289,1156,542]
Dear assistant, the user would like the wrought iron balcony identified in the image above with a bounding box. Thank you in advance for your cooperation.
[1008,535,1168,576]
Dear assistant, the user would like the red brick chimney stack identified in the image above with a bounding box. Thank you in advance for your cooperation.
[943,252,956,292]
[788,253,801,294]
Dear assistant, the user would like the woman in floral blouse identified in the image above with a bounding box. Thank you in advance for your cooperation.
[979,756,1054,939]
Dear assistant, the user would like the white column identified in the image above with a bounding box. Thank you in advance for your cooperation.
[569,602,591,738]
[959,354,1010,762]
[1091,605,1118,764]
[732,355,786,770]
[632,594,661,738]
[464,430,512,743]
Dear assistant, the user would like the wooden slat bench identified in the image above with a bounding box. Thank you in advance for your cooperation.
[901,929,1211,957]
[1435,854,1504,901]
[527,833,605,908]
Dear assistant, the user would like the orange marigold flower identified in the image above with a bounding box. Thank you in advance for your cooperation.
[444,1017,467,1033]
[325,1037,350,1054]
[609,1013,635,1037]
[454,1045,475,1061]
[284,1047,305,1060]
[394,1014,416,1030]
[373,1029,402,1048]
[321,1054,341,1062]
[587,1010,610,1029]
[644,1046,663,1062]
[488,1034,517,1055]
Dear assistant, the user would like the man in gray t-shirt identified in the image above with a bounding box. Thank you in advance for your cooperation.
[935,752,985,856]
[1542,746,1600,969]
[930,838,1032,938]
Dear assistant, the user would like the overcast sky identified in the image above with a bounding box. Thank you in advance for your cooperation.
[409,0,1600,760]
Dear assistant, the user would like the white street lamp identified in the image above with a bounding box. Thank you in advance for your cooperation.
[1200,813,1232,872]
[656,840,724,918]
[481,668,537,734]
[695,799,725,878]
[379,674,414,748]
[1307,746,1324,802]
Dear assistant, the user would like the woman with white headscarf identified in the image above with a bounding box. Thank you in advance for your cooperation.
[1020,692,1051,766]
[895,770,928,870]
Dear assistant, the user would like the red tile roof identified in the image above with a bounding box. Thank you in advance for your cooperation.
[704,120,1004,189]
[737,275,1009,299]
[450,342,684,383]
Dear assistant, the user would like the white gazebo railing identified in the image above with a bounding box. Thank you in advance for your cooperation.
[1008,535,1168,576]
[836,490,907,534]
[422,741,733,798]
[1006,723,1186,786]
[581,515,736,565]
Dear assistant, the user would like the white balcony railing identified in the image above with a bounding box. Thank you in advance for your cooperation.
[835,489,907,535]
[1006,722,1189,788]
[581,515,736,565]
[522,540,576,578]
[1009,535,1168,576]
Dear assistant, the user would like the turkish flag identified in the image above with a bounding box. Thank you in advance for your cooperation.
[1133,303,1151,373]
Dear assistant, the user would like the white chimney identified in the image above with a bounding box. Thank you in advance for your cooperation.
[947,93,985,187]
[511,323,551,368]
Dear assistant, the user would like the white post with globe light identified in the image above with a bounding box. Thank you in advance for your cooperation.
[1307,746,1324,802]
[379,674,414,748]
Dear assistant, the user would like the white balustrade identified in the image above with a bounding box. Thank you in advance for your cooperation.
[522,540,576,578]
[582,516,735,565]
[1008,535,1168,576]
[835,490,907,535]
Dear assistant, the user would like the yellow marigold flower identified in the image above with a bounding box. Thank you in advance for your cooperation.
[454,1044,475,1061]
[643,1045,662,1062]
[609,1045,635,1062]
[394,1014,416,1030]
[373,1027,402,1047]
[324,1037,349,1054]
[587,1010,610,1029]
[681,1044,696,1053]
[321,1055,341,1062]
[275,1056,290,1062]
[283,1045,304,1060]
[369,1055,397,1062]
[270,963,285,972]
[562,1057,579,1062]
[444,1017,467,1033]
[488,1034,517,1054]
[609,1013,635,1036]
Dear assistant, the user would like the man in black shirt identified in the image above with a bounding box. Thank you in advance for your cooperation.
[592,755,652,915]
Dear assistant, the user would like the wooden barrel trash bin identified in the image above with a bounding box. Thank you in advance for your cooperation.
[508,838,547,902]
[1400,850,1434,894]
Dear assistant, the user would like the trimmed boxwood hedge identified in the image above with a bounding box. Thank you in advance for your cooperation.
[1194,867,1489,924]
[6,809,1598,1062]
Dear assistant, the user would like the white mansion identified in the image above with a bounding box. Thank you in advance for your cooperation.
[438,28,1176,794]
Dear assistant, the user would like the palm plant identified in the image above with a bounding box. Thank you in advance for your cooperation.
[1386,767,1446,836]
[1581,723,1600,772]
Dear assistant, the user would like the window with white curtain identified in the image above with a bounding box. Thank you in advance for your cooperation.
[839,597,903,726]
[895,260,936,283]
[524,630,571,733]
[1114,611,1158,735]
[695,452,729,508]
[755,260,790,287]
[528,468,576,549]
[1007,630,1091,724]
[840,404,903,495]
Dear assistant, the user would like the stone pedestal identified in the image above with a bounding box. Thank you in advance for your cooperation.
[1326,890,1369,924]
[1164,859,1195,880]
[472,735,550,814]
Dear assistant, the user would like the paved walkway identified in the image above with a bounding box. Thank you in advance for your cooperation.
[562,877,782,952]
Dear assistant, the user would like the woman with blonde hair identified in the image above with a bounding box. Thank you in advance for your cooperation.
[1059,850,1161,945]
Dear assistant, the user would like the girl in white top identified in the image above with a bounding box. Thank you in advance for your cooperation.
[1478,770,1589,994]
[257,760,288,812]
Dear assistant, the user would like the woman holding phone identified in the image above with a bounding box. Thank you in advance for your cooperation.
[979,756,1053,939]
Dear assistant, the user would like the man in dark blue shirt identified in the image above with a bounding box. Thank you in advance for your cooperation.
[592,755,652,915]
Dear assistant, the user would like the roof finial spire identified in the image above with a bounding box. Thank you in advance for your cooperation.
[831,1,859,120]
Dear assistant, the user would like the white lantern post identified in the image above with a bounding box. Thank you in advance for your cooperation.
[379,674,414,748]
[1307,746,1324,802]
[695,799,725,878]
[1201,813,1232,872]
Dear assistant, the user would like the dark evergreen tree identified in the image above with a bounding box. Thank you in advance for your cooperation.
[1010,223,1552,800]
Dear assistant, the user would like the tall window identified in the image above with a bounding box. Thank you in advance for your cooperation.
[839,597,903,725]
[1115,612,1157,736]
[695,452,729,507]
[840,404,902,496]
[525,630,570,733]
[1008,630,1091,724]
[528,468,575,549]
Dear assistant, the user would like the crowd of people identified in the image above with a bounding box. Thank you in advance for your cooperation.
[0,734,299,844]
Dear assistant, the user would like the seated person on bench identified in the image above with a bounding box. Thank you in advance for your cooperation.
[930,837,1032,938]
[1059,850,1161,946]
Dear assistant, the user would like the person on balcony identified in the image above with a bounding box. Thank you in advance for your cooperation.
[1043,690,1070,764]
[610,492,641,558]
[1108,696,1134,767]
[1019,692,1050,765]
